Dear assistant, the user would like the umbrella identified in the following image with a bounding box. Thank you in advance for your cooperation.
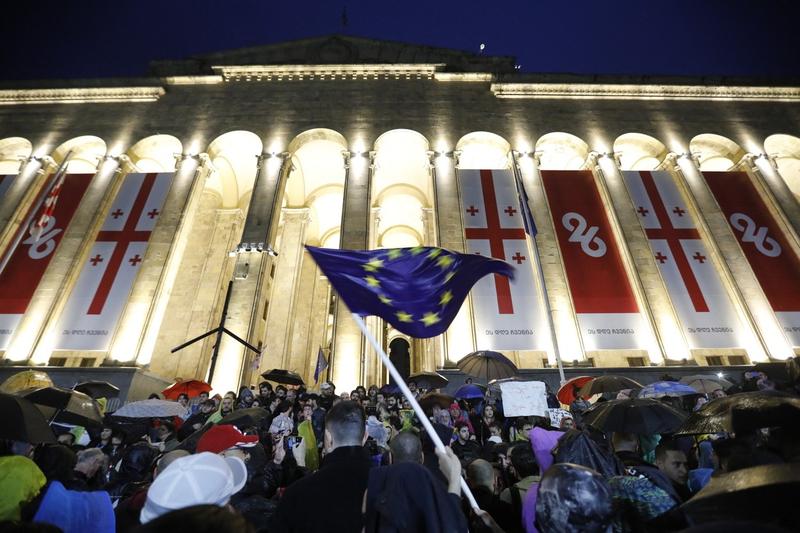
[407,371,448,390]
[638,381,698,398]
[681,463,800,528]
[679,374,732,394]
[380,384,400,395]
[457,350,517,382]
[454,384,486,400]
[73,381,120,399]
[676,390,800,435]
[162,379,211,400]
[23,386,103,427]
[582,398,686,434]
[0,370,53,394]
[111,399,188,418]
[0,392,56,443]
[418,392,455,415]
[218,407,272,431]
[557,376,594,404]
[578,375,642,397]
[261,369,305,386]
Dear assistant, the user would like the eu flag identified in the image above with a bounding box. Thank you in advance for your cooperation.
[305,245,515,338]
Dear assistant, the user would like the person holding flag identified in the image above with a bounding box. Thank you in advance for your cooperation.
[314,346,328,384]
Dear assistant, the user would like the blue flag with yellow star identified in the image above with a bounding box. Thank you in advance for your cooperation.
[305,245,515,338]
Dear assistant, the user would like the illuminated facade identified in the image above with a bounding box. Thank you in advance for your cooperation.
[1,36,799,394]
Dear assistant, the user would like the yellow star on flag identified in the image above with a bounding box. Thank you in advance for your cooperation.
[364,275,380,288]
[378,294,393,305]
[363,258,384,272]
[420,311,441,326]
[396,311,413,322]
[439,290,453,306]
[410,246,426,255]
[427,248,442,259]
[386,249,403,260]
[444,270,456,282]
[436,254,454,268]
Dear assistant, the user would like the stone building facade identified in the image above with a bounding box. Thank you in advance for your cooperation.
[1,35,799,394]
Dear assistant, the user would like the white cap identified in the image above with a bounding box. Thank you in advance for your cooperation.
[140,452,247,524]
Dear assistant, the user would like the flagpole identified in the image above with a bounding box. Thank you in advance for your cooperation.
[511,151,566,385]
[350,312,481,511]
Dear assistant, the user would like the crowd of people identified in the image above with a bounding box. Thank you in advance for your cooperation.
[1,367,798,533]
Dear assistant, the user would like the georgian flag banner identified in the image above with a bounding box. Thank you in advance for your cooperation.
[623,170,746,348]
[54,172,173,351]
[541,170,646,350]
[704,171,800,347]
[0,173,94,349]
[458,169,548,351]
[0,174,14,200]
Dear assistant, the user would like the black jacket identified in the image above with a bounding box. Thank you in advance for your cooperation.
[270,445,374,533]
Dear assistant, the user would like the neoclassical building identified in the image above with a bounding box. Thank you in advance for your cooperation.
[0,35,799,395]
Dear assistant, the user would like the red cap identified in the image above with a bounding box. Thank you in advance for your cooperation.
[197,424,259,454]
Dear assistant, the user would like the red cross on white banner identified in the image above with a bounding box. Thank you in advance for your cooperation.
[464,170,526,314]
[637,171,708,312]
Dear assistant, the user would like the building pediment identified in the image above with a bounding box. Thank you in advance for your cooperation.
[149,34,516,76]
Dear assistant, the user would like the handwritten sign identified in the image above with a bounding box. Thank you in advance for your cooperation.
[498,381,547,417]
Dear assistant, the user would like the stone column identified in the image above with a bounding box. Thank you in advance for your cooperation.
[592,153,681,363]
[210,152,289,393]
[750,154,800,242]
[0,156,46,252]
[432,151,475,365]
[672,153,775,361]
[13,156,121,363]
[331,150,371,392]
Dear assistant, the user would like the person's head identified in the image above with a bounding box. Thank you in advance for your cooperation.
[155,450,190,477]
[275,385,287,398]
[408,381,417,393]
[302,404,313,421]
[465,377,473,384]
[388,432,423,464]
[157,421,176,442]
[100,427,113,441]
[135,504,255,533]
[655,443,689,485]
[535,464,614,533]
[177,393,189,407]
[57,433,75,447]
[320,381,334,397]
[694,396,708,411]
[508,441,538,480]
[401,397,411,410]
[387,396,397,409]
[148,393,161,400]
[616,389,632,400]
[258,382,273,397]
[220,396,234,413]
[483,405,495,419]
[611,432,639,454]
[560,416,575,430]
[224,391,236,400]
[324,400,366,452]
[198,391,209,403]
[111,429,126,446]
[367,385,378,399]
[200,399,216,414]
[711,388,727,399]
[285,389,297,403]
[456,422,471,444]
[74,448,105,478]
[376,392,385,404]
[466,458,496,492]
[356,385,367,399]
[516,417,534,440]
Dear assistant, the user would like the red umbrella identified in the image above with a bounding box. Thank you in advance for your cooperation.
[557,376,594,405]
[162,379,211,400]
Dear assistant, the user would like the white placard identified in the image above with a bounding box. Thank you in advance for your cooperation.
[499,381,547,417]
[546,408,572,427]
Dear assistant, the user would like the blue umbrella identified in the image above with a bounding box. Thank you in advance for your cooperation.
[454,384,485,400]
[638,381,698,398]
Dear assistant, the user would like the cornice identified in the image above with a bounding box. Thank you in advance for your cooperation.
[0,87,165,105]
[211,63,445,81]
[491,83,800,101]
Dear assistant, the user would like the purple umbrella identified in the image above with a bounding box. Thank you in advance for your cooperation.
[454,384,486,400]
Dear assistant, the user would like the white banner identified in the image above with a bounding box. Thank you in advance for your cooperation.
[54,173,173,350]
[458,168,548,351]
[622,170,746,348]
[499,381,547,417]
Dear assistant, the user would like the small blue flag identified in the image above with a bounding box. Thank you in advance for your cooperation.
[514,173,537,237]
[314,346,328,384]
[306,245,514,338]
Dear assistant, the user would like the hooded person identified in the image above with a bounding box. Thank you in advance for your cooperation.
[535,463,615,533]
[236,387,255,410]
[0,456,46,522]
[139,452,247,524]
[105,442,160,503]
[31,479,116,533]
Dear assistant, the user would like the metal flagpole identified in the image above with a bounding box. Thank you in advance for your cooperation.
[350,312,481,511]
[511,150,566,384]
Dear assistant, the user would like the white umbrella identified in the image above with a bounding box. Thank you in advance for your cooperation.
[680,375,733,394]
[111,399,186,418]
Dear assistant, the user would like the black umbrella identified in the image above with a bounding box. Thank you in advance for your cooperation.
[581,398,686,434]
[0,392,56,443]
[676,390,800,435]
[681,463,800,528]
[407,371,448,390]
[218,407,272,431]
[261,369,305,386]
[23,386,104,427]
[418,392,456,416]
[73,380,120,399]
[578,375,643,397]
[457,350,517,383]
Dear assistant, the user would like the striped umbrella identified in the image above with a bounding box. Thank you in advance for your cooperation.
[638,381,698,398]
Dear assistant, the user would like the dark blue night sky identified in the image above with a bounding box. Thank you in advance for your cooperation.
[1,0,798,81]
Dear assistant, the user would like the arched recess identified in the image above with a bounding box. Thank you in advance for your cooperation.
[0,137,32,174]
[257,128,348,386]
[689,134,746,171]
[206,131,262,209]
[127,135,182,172]
[53,136,106,172]
[388,337,411,385]
[614,133,667,170]
[765,134,800,200]
[535,132,589,169]
[456,131,510,169]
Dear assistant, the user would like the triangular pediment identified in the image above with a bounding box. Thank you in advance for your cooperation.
[150,34,516,76]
